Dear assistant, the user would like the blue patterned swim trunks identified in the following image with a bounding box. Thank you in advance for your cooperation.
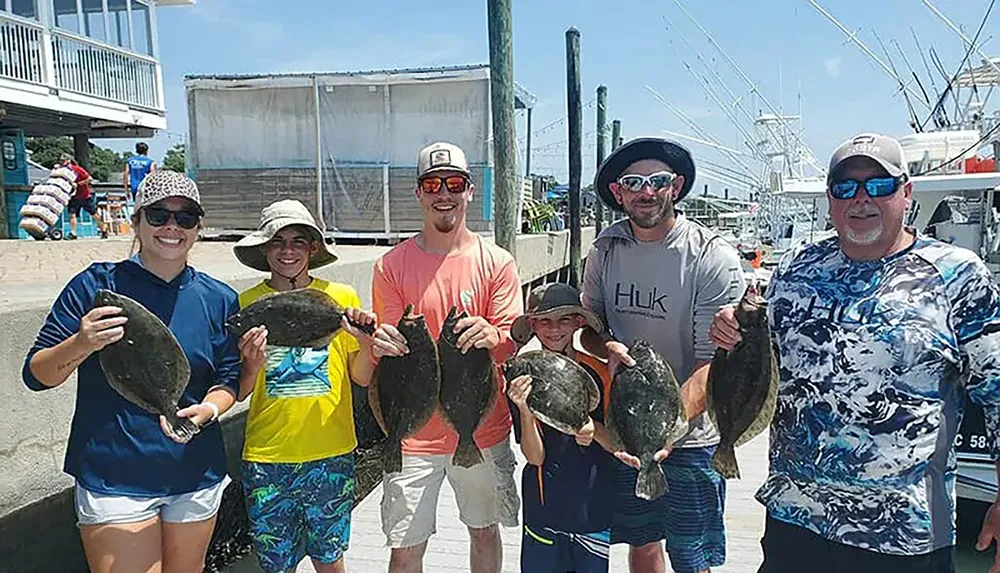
[241,453,355,573]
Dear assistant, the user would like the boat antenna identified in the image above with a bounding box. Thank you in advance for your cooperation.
[672,0,826,175]
[872,27,922,132]
[806,0,931,112]
[918,0,996,130]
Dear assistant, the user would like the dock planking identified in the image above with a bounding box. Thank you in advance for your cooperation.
[229,431,770,572]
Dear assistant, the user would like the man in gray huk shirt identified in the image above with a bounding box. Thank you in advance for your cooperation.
[581,137,745,573]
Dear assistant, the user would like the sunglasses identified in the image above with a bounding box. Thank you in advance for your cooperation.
[143,206,201,229]
[829,176,904,200]
[419,175,470,194]
[616,171,677,193]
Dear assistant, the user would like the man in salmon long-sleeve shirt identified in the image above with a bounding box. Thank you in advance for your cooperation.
[369,142,522,573]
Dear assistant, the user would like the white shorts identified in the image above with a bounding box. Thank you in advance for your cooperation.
[74,475,232,527]
[380,438,520,548]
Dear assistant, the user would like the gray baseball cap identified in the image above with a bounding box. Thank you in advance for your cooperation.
[135,170,204,215]
[828,133,909,183]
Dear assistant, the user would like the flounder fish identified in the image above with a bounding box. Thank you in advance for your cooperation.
[368,304,440,474]
[225,288,373,348]
[504,349,600,436]
[92,289,200,442]
[437,306,499,468]
[606,339,688,501]
[707,283,778,479]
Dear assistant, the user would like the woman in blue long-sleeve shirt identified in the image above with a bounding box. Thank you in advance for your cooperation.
[22,170,246,573]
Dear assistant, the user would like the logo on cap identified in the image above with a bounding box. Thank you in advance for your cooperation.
[852,134,876,145]
[430,149,451,167]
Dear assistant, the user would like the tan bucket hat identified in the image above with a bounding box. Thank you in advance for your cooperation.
[233,199,337,272]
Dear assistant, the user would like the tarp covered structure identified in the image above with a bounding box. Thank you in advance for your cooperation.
[184,64,536,237]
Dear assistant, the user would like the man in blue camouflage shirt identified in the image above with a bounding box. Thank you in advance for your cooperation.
[710,132,1000,573]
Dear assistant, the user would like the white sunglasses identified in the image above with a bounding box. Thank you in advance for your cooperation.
[616,171,677,192]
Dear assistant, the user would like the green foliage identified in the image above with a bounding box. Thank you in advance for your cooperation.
[25,136,126,182]
[163,144,185,172]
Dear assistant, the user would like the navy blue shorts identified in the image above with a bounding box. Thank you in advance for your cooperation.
[521,524,610,573]
[68,196,96,216]
[610,445,726,573]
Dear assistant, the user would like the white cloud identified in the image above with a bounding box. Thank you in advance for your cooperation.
[824,57,842,78]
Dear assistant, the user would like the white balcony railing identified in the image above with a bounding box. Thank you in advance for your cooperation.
[0,14,45,85]
[0,12,162,111]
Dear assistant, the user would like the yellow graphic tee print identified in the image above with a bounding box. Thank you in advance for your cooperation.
[239,278,361,463]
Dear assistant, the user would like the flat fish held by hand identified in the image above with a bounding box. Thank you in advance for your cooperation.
[437,306,499,468]
[92,289,200,442]
[369,304,440,474]
[504,349,600,436]
[225,288,374,348]
[707,284,778,479]
[606,339,688,501]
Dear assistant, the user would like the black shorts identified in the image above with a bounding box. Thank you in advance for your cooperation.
[758,516,954,573]
[68,196,96,216]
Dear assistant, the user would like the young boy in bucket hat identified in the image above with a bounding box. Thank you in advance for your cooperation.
[506,282,618,573]
[232,199,378,573]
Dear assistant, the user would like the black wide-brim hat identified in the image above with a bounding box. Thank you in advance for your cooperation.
[594,137,696,212]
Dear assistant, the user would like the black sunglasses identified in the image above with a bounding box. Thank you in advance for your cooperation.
[143,206,201,229]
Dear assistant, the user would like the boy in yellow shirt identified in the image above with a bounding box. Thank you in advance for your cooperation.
[233,199,376,573]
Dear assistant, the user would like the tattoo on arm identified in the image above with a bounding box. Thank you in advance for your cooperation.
[57,353,89,373]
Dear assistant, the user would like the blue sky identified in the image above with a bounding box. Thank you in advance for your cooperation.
[100,0,993,195]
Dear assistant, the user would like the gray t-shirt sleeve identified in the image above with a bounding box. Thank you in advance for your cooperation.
[582,244,607,326]
[693,240,747,362]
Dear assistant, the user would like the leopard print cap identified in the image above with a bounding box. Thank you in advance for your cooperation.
[134,170,204,214]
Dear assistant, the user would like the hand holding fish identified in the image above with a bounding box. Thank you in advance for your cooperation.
[613,450,641,470]
[976,499,1000,573]
[238,326,267,376]
[575,418,595,446]
[342,308,377,343]
[159,404,213,443]
[708,304,742,351]
[454,316,500,353]
[605,340,635,376]
[507,374,533,412]
[77,306,128,352]
[372,323,409,357]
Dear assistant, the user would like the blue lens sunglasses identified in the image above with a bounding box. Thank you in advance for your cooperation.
[829,175,905,200]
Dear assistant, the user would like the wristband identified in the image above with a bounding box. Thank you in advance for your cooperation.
[204,401,219,423]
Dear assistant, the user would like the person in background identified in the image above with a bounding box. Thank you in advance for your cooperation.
[506,282,617,573]
[580,137,746,573]
[231,199,377,573]
[125,142,156,202]
[369,141,522,573]
[22,170,240,573]
[62,153,108,240]
[709,133,1000,573]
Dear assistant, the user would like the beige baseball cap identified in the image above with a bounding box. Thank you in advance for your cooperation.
[417,142,471,178]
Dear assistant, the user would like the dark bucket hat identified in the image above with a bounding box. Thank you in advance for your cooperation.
[593,136,696,212]
[511,283,605,345]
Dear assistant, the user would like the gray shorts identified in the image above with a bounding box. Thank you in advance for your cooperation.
[380,438,520,548]
[74,475,231,526]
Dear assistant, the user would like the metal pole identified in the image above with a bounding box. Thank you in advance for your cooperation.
[525,106,532,178]
[487,0,518,256]
[566,27,582,288]
[313,75,326,231]
[595,85,607,234]
[0,140,6,239]
[611,119,621,224]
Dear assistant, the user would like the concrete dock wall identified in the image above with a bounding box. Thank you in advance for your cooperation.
[0,227,595,573]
